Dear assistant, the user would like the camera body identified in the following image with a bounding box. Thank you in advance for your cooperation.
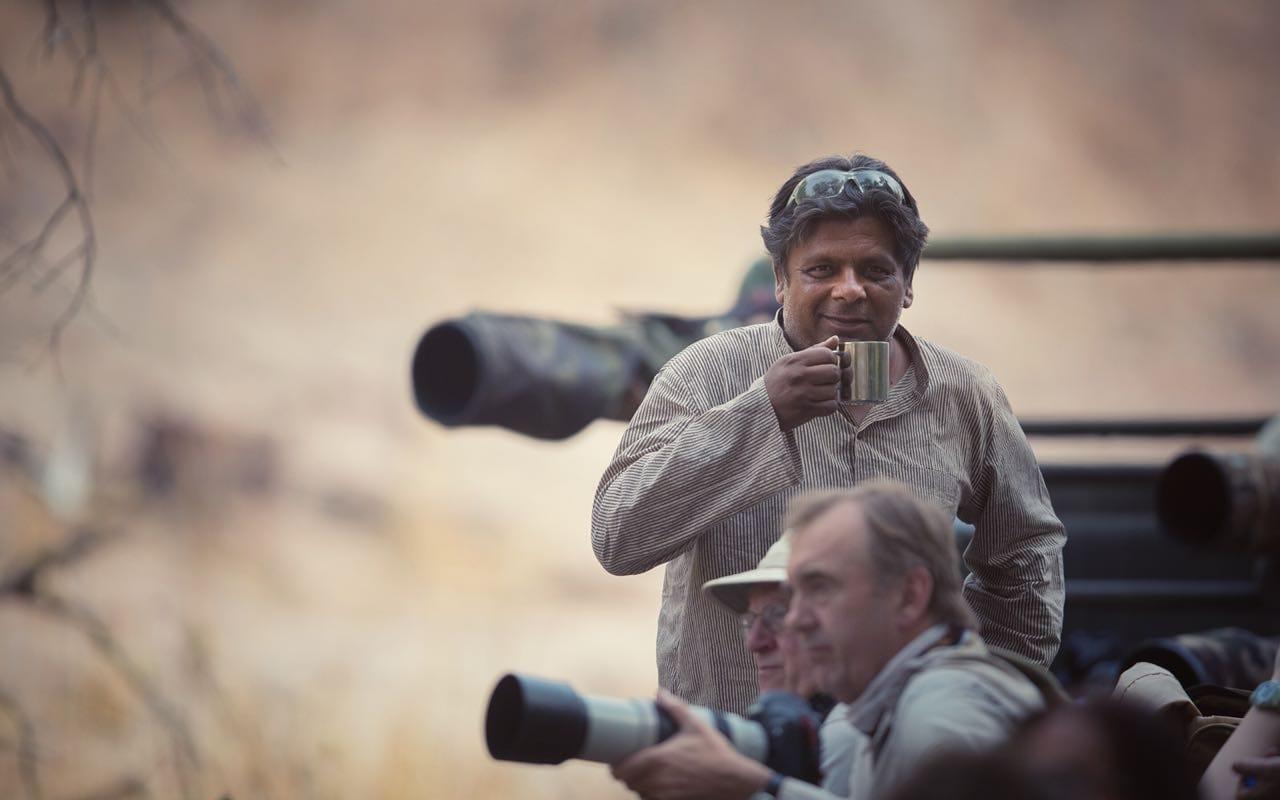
[485,673,823,784]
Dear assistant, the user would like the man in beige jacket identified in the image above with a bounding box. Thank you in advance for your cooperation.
[612,481,1043,800]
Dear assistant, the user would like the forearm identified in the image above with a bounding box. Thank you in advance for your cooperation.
[776,778,846,800]
[964,381,1066,665]
[962,531,1064,666]
[592,379,800,575]
[1200,706,1280,800]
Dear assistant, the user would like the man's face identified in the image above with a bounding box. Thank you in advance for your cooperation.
[784,501,903,703]
[743,586,789,692]
[775,216,913,347]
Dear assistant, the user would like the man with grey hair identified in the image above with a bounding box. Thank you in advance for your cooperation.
[593,152,1065,715]
[611,481,1044,800]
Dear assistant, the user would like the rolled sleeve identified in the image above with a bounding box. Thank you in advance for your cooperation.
[961,383,1065,666]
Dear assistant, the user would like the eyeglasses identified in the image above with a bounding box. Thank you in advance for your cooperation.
[786,168,906,207]
[738,603,789,634]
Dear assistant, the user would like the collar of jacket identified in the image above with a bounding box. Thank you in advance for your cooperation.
[844,624,984,739]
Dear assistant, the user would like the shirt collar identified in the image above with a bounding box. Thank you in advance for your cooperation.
[846,624,975,737]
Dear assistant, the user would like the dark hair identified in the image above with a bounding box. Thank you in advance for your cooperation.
[1016,700,1197,800]
[760,153,929,287]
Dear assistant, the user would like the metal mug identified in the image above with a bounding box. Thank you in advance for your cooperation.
[839,341,889,404]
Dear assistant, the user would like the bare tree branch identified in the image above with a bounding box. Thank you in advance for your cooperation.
[4,0,275,354]
[0,113,20,178]
[31,243,90,294]
[0,69,96,353]
[0,26,268,783]
[31,592,200,800]
[41,0,64,56]
[82,63,104,199]
[142,0,272,141]
[70,778,148,800]
[0,196,73,284]
[0,457,189,797]
[0,688,43,800]
[67,0,101,102]
[0,526,108,596]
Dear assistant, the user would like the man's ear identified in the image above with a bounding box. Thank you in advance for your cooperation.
[773,260,787,305]
[902,275,914,309]
[896,566,932,627]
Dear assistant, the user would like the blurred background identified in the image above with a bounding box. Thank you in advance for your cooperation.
[2,1,1279,797]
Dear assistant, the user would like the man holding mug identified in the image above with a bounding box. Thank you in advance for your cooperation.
[592,153,1064,715]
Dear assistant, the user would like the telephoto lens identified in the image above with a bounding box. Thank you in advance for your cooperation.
[1156,449,1280,553]
[484,673,822,783]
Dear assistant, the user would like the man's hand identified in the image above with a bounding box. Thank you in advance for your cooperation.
[1233,752,1280,799]
[610,690,772,800]
[765,336,846,432]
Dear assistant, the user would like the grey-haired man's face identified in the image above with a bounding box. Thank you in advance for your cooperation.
[785,501,904,703]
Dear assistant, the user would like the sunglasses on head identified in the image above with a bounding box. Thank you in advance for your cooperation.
[786,168,906,207]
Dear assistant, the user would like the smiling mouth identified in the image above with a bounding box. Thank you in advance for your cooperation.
[823,315,871,327]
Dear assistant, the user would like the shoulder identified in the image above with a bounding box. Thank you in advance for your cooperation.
[910,337,1015,435]
[913,336,1002,397]
[678,321,776,357]
[661,321,777,382]
[897,652,1044,730]
[904,657,1032,700]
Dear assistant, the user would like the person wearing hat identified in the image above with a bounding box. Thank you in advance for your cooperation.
[702,535,811,698]
[611,482,1043,800]
[615,534,862,797]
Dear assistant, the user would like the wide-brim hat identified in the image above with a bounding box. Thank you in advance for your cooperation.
[701,535,790,616]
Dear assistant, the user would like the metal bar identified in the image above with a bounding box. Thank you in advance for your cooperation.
[1040,463,1162,481]
[1066,579,1263,603]
[924,233,1280,263]
[1021,418,1269,437]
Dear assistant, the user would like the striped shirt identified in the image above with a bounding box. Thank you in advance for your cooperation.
[592,315,1065,714]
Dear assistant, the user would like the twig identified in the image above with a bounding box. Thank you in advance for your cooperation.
[142,0,273,144]
[0,688,43,800]
[0,114,19,178]
[41,0,63,55]
[7,0,275,356]
[69,777,148,800]
[0,527,107,596]
[31,592,200,800]
[32,242,90,293]
[0,196,73,282]
[82,53,104,199]
[68,0,101,102]
[0,69,97,353]
[136,0,157,106]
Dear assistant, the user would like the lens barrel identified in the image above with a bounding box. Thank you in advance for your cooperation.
[484,673,773,769]
[1156,450,1280,554]
[485,674,589,764]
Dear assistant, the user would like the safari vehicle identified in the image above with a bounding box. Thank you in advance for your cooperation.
[411,232,1280,691]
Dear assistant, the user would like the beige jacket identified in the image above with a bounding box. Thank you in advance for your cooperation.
[778,626,1044,800]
